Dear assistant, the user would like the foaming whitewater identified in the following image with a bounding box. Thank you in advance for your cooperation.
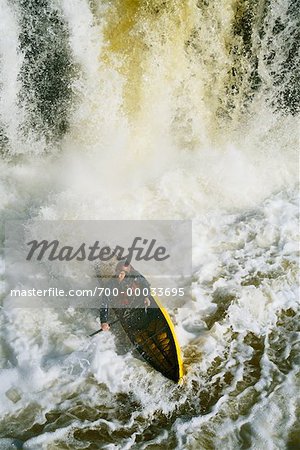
[0,0,299,449]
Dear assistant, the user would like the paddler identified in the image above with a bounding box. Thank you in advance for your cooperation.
[115,260,151,307]
[100,261,152,331]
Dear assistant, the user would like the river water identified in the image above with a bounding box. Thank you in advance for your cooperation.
[0,1,299,449]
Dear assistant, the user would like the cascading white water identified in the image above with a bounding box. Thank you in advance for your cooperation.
[0,0,299,449]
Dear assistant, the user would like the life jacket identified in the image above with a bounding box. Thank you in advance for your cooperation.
[118,279,130,306]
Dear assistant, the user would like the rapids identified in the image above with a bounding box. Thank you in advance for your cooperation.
[0,1,299,449]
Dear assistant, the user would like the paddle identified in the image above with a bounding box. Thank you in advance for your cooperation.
[89,318,120,337]
[89,304,146,337]
[89,292,151,337]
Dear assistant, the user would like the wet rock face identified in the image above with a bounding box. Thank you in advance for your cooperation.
[17,0,77,145]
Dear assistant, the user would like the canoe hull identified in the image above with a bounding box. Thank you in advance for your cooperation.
[113,296,183,382]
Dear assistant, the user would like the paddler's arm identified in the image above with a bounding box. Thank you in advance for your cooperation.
[133,269,151,298]
[131,270,152,307]
[131,269,151,292]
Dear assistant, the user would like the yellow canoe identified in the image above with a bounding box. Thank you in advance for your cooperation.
[113,295,183,382]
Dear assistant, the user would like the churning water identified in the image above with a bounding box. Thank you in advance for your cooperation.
[0,0,299,449]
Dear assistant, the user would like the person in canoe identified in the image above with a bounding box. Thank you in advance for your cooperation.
[97,261,184,382]
[99,260,153,332]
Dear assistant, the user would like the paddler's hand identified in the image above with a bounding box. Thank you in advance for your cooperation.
[144,297,151,308]
[101,323,110,331]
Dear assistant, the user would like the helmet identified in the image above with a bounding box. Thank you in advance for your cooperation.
[115,259,131,274]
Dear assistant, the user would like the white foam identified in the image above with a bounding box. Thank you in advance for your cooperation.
[0,0,298,448]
